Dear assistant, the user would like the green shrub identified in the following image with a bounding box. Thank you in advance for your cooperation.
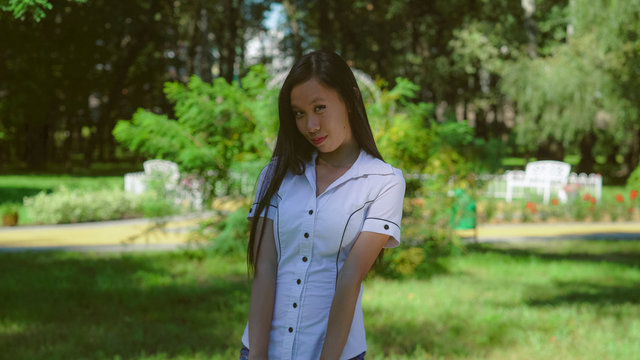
[627,164,640,190]
[113,65,278,198]
[386,247,425,276]
[23,186,146,224]
[1,202,20,216]
[570,196,591,221]
[211,208,249,256]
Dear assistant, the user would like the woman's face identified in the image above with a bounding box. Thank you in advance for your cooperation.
[290,77,354,154]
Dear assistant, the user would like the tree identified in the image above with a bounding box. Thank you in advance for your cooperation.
[501,0,640,176]
[0,0,271,170]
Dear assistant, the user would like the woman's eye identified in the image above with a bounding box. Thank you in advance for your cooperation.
[314,105,326,112]
[293,111,304,119]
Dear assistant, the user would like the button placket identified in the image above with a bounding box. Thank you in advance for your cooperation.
[283,203,317,359]
[284,207,314,357]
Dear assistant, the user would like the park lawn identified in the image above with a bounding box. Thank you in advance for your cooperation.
[0,175,123,204]
[1,239,639,360]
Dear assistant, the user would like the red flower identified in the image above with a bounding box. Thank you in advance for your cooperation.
[615,194,624,203]
[583,193,592,201]
[525,201,537,214]
[551,198,559,206]
[590,198,596,205]
[631,190,638,201]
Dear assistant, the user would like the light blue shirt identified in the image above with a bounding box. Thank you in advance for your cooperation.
[244,149,406,359]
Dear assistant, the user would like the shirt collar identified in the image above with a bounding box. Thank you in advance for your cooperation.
[304,149,394,194]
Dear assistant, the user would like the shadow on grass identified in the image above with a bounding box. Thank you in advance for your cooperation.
[466,239,640,267]
[0,251,250,359]
[526,281,640,306]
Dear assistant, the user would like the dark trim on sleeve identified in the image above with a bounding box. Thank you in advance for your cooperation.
[364,217,400,229]
[335,200,375,285]
[276,205,281,263]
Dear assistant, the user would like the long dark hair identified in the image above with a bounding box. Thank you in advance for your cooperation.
[248,50,384,275]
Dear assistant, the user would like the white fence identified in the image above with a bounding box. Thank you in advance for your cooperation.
[482,172,602,203]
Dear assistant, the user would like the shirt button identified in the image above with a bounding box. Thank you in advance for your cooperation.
[384,224,389,230]
[308,210,313,215]
[293,302,297,308]
[302,256,308,262]
[304,232,309,238]
[296,279,301,284]
[288,327,293,333]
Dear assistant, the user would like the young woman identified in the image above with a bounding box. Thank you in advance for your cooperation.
[240,50,406,360]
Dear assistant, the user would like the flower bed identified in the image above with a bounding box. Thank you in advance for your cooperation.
[475,188,640,224]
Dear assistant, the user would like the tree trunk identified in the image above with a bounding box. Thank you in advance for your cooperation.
[283,0,304,59]
[317,2,332,51]
[475,107,488,140]
[219,0,240,82]
[186,2,202,79]
[576,131,596,173]
[24,123,49,170]
[536,138,565,161]
[622,129,640,177]
[100,24,152,162]
[198,0,212,83]
[521,0,538,59]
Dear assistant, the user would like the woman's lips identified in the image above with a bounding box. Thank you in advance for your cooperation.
[312,136,327,145]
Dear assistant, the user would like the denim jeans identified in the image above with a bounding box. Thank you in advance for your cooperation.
[239,346,365,360]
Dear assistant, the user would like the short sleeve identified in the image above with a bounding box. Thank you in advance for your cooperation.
[247,162,279,220]
[361,169,406,248]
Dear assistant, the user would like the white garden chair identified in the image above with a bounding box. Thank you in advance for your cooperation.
[505,160,571,204]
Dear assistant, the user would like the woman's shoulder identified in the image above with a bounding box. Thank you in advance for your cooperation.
[358,152,404,183]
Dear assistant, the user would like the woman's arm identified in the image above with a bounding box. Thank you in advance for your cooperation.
[248,217,278,360]
[319,231,389,360]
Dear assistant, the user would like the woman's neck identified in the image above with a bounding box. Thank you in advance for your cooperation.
[316,141,360,169]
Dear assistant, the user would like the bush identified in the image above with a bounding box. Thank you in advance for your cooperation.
[188,206,249,258]
[113,65,278,199]
[211,207,250,256]
[1,202,20,216]
[23,186,147,224]
[627,164,640,191]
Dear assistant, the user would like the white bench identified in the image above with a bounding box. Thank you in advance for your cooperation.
[124,160,205,210]
[505,160,571,204]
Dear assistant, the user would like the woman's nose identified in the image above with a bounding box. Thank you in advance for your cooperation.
[306,115,320,133]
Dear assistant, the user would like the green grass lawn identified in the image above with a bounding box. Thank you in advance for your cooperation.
[0,175,123,204]
[1,239,639,359]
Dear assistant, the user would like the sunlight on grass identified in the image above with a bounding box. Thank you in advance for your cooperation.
[363,239,640,359]
[0,319,27,336]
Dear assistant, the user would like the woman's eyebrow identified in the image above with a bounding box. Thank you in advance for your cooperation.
[291,97,326,109]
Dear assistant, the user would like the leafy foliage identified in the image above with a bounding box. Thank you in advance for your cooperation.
[0,0,71,22]
[627,164,640,191]
[501,34,636,152]
[211,208,250,256]
[114,65,278,197]
[500,0,640,174]
[22,186,145,224]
